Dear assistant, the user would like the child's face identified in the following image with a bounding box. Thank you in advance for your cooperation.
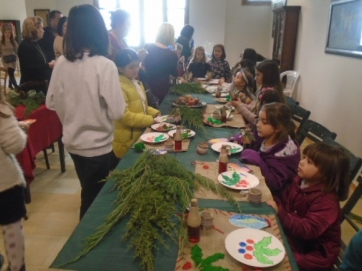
[256,110,277,140]
[195,50,204,62]
[233,72,246,88]
[119,60,140,80]
[213,47,223,60]
[256,70,263,87]
[297,155,319,181]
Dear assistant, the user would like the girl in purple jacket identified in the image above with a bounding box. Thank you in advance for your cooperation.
[267,142,350,271]
[240,103,300,192]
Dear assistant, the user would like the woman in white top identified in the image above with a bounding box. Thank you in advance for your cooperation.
[53,16,67,59]
[46,4,126,220]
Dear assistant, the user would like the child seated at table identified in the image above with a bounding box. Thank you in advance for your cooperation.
[230,60,284,125]
[0,92,29,271]
[226,69,255,105]
[240,103,300,193]
[187,46,211,79]
[207,44,231,81]
[267,142,350,271]
[112,49,160,167]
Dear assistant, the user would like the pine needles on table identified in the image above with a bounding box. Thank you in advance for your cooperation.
[7,90,45,117]
[171,82,208,95]
[68,151,241,271]
[172,106,205,131]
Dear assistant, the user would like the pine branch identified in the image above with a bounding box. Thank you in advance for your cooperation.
[171,82,208,94]
[59,151,240,271]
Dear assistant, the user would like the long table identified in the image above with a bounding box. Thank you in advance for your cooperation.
[51,93,299,271]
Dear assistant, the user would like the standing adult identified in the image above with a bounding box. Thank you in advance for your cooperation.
[18,17,55,88]
[39,10,62,62]
[143,23,178,103]
[108,9,130,62]
[0,23,19,90]
[176,24,194,63]
[46,4,126,220]
[53,16,67,59]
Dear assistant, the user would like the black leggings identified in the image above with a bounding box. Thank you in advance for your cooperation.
[7,67,18,89]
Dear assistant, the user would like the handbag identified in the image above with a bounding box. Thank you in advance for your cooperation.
[3,55,16,63]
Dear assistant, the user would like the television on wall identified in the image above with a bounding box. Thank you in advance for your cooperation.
[325,0,362,59]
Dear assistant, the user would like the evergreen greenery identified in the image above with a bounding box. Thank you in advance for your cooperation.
[67,151,241,271]
[172,106,205,131]
[171,82,208,95]
[7,90,45,117]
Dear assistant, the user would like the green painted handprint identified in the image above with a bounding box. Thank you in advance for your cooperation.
[154,134,166,142]
[221,172,241,186]
[253,236,282,264]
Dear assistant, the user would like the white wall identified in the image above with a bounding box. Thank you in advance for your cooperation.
[189,0,272,64]
[0,0,27,21]
[24,0,92,17]
[288,0,362,156]
[224,0,272,64]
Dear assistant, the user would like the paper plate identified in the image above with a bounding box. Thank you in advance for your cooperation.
[218,171,259,190]
[211,142,243,154]
[154,115,169,123]
[208,138,229,144]
[168,129,196,139]
[225,228,285,268]
[172,102,207,108]
[151,123,176,132]
[216,98,228,103]
[229,214,269,229]
[23,119,37,125]
[140,132,169,143]
[212,93,228,97]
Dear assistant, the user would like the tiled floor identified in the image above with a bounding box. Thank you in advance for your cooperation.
[0,83,361,270]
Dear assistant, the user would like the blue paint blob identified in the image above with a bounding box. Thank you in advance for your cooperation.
[239,242,247,247]
[238,248,246,254]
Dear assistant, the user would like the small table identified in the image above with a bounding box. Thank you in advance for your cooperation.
[15,105,64,201]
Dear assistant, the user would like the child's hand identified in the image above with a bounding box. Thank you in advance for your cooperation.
[266,200,278,213]
[48,60,56,68]
[179,56,185,63]
[230,97,242,107]
[218,77,225,85]
[18,121,30,133]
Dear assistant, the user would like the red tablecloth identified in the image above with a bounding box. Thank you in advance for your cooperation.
[15,105,63,184]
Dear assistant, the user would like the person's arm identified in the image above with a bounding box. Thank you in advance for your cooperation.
[277,195,340,240]
[0,106,27,155]
[18,42,52,71]
[99,62,126,120]
[235,103,257,125]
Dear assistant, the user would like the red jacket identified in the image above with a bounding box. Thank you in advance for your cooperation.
[275,176,341,271]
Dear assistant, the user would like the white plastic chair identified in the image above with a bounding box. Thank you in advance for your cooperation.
[280,70,300,97]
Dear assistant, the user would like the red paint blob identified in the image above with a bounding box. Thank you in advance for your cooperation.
[246,246,253,251]
[203,165,210,169]
[246,239,254,244]
[244,254,253,260]
[182,261,192,270]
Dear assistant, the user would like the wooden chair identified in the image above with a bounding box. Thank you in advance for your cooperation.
[297,119,337,145]
[290,104,311,137]
[0,67,8,94]
[323,138,362,270]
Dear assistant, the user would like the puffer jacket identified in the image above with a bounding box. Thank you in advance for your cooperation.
[113,75,159,158]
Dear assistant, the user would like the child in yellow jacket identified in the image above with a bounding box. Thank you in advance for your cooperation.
[112,49,160,165]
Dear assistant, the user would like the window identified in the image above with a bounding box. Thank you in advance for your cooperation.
[241,0,271,6]
[98,0,188,48]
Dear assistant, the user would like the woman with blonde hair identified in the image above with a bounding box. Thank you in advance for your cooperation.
[143,22,178,103]
[18,16,55,91]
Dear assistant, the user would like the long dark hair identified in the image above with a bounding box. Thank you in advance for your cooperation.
[256,60,283,99]
[64,4,109,61]
[303,142,350,201]
[57,16,67,36]
[242,48,257,66]
[260,103,296,142]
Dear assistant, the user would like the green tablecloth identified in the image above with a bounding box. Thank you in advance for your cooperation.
[51,93,299,271]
